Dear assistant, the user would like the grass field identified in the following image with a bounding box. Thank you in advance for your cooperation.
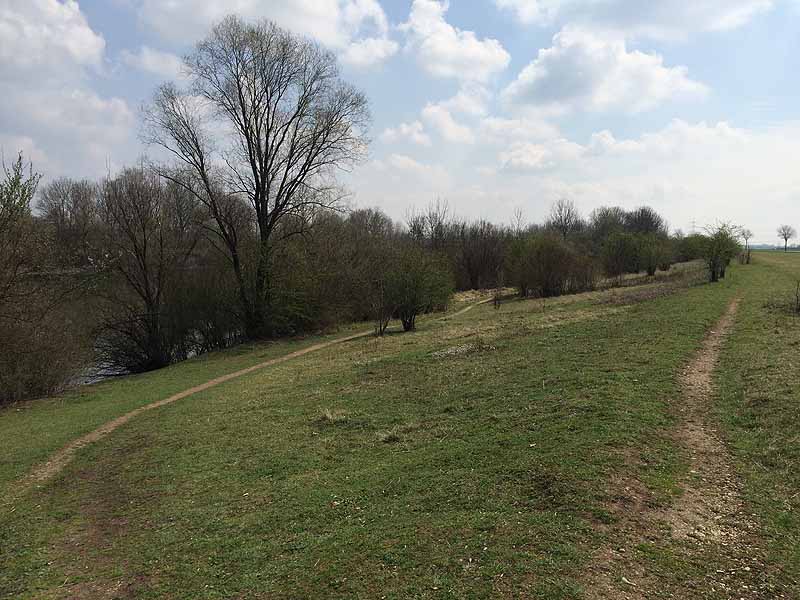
[1,254,798,599]
[715,252,800,586]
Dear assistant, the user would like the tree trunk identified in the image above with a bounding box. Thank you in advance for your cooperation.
[401,313,416,332]
[243,237,271,339]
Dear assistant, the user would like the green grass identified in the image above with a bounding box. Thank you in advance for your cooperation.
[715,252,800,588]
[0,321,372,498]
[1,259,796,598]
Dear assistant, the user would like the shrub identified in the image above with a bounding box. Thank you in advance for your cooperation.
[0,154,91,403]
[0,307,92,404]
[387,245,454,332]
[508,234,597,298]
[675,234,707,262]
[702,224,741,282]
[638,234,671,276]
[601,233,641,279]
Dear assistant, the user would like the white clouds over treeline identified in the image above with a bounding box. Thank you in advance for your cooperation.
[0,0,794,242]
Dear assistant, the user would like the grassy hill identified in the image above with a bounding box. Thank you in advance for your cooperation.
[1,254,798,599]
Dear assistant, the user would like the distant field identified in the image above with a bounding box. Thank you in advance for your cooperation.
[2,255,799,599]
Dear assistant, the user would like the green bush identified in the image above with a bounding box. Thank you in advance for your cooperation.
[702,225,741,282]
[388,245,454,332]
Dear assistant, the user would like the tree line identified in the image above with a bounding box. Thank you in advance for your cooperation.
[0,16,747,404]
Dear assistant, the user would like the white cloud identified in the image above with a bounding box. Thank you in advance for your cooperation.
[340,36,399,68]
[381,121,432,146]
[350,119,800,243]
[0,0,136,178]
[386,85,490,148]
[585,119,747,160]
[134,0,397,68]
[0,135,49,169]
[496,119,749,173]
[0,0,105,77]
[421,103,475,143]
[440,84,492,116]
[482,119,800,241]
[2,87,135,176]
[121,46,184,79]
[401,0,510,83]
[502,28,708,114]
[348,153,453,217]
[499,142,552,171]
[387,153,444,177]
[499,138,583,172]
[479,116,559,142]
[494,0,773,39]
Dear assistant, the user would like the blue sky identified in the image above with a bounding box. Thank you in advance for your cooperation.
[2,1,799,243]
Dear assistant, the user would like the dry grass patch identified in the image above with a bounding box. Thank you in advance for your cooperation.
[315,408,349,425]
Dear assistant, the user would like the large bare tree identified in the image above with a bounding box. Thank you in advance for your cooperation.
[144,15,370,338]
[778,224,796,252]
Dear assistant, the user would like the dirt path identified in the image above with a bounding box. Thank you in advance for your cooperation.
[18,299,490,492]
[586,298,778,599]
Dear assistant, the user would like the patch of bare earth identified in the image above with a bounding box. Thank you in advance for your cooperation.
[585,299,788,599]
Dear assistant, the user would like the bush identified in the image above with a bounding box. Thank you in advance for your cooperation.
[675,234,707,262]
[508,234,597,298]
[601,233,641,279]
[0,307,92,403]
[638,234,671,276]
[702,225,741,283]
[387,245,454,332]
[0,154,91,402]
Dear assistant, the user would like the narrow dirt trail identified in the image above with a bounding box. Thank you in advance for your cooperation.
[21,330,372,490]
[16,299,489,493]
[586,298,778,599]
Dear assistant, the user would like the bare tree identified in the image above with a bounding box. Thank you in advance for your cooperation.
[510,207,526,237]
[406,198,451,250]
[740,228,753,264]
[38,178,100,267]
[547,198,581,240]
[143,15,370,338]
[778,225,796,252]
[97,167,200,372]
[740,228,753,250]
[457,220,505,290]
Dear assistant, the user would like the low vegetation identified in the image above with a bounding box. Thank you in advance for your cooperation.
[2,254,798,598]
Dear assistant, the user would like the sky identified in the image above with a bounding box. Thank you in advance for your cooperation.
[1,1,799,243]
